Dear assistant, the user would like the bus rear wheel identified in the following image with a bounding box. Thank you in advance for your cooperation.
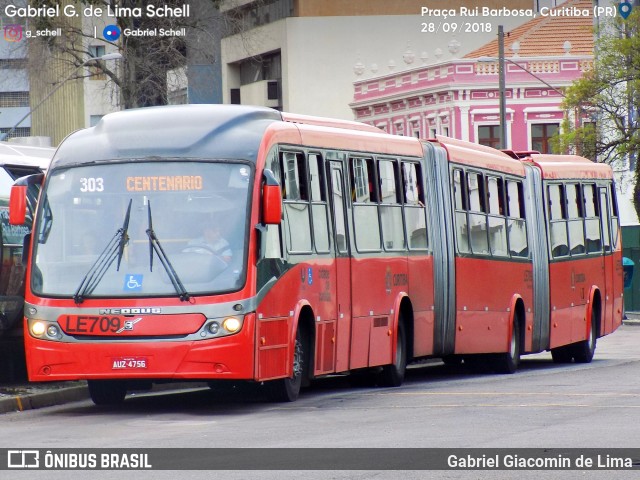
[88,380,127,406]
[492,318,521,374]
[550,346,573,363]
[266,327,307,402]
[377,320,407,387]
[572,314,598,363]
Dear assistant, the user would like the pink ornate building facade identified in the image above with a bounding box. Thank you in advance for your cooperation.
[351,0,595,153]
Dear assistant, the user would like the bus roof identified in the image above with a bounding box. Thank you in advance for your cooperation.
[0,141,53,170]
[51,105,426,169]
[52,105,283,168]
[434,135,526,177]
[526,154,613,180]
[281,112,384,134]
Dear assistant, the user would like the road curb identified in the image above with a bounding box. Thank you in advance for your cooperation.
[0,384,89,414]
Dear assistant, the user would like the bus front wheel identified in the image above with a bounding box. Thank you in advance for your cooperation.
[265,327,307,402]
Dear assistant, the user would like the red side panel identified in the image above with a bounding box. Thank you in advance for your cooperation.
[255,316,290,381]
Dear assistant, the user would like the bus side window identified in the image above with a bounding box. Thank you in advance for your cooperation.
[308,153,330,253]
[467,171,489,255]
[403,162,428,250]
[260,149,283,260]
[351,157,381,251]
[548,184,569,257]
[583,183,601,253]
[599,187,612,252]
[282,151,308,201]
[379,159,404,251]
[610,183,620,249]
[566,183,585,255]
[487,175,507,257]
[453,168,470,254]
[506,180,528,257]
[281,151,312,253]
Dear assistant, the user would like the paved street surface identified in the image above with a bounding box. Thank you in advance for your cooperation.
[0,321,639,480]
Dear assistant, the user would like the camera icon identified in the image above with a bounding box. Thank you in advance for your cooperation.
[3,24,23,42]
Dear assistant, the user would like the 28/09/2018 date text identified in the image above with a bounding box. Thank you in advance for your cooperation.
[421,22,492,33]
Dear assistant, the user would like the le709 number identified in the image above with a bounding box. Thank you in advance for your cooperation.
[63,315,123,334]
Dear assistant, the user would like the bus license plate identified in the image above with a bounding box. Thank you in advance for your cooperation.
[112,357,148,370]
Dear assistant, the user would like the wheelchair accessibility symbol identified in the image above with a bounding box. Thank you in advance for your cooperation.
[124,274,143,292]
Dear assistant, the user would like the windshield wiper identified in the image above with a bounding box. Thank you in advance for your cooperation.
[73,199,132,304]
[145,200,190,302]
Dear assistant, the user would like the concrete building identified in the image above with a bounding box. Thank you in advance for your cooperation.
[220,0,539,119]
[0,1,29,140]
[16,0,219,146]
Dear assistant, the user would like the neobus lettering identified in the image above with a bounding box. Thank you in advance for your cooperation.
[126,175,203,191]
[99,307,161,314]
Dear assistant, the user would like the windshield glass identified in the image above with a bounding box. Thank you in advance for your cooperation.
[32,160,251,298]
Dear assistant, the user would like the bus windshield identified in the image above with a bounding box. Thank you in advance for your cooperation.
[32,160,252,298]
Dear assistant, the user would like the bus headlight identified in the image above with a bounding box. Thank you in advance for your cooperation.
[207,322,220,335]
[31,321,46,337]
[47,324,61,339]
[222,317,241,333]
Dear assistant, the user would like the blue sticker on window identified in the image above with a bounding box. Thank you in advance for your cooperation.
[124,274,143,292]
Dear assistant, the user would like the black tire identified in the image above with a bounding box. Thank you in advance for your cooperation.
[551,346,573,364]
[265,327,307,402]
[572,313,598,363]
[88,380,127,406]
[492,318,521,374]
[377,320,407,387]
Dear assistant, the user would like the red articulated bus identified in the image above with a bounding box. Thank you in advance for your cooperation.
[9,105,623,405]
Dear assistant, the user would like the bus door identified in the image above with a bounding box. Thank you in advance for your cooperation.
[599,187,614,333]
[328,161,352,372]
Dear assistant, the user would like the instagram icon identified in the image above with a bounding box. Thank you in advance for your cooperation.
[4,24,23,42]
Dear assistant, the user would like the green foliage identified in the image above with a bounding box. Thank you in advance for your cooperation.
[556,10,640,166]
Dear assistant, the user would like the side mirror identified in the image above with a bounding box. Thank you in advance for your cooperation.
[9,185,28,226]
[262,169,282,225]
[9,172,45,226]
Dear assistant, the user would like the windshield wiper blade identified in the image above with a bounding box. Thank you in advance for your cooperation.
[73,199,132,304]
[117,199,133,270]
[145,200,190,302]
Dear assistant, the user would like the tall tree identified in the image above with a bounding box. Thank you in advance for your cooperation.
[29,0,225,109]
[554,9,640,214]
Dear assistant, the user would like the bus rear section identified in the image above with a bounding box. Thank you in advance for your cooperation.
[525,154,623,363]
[429,137,623,370]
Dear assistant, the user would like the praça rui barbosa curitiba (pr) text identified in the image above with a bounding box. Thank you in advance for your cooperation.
[420,4,618,34]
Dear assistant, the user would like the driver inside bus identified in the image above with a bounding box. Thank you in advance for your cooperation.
[186,218,233,264]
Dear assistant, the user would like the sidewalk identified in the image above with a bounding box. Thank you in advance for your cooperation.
[0,381,88,414]
[2,316,639,415]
